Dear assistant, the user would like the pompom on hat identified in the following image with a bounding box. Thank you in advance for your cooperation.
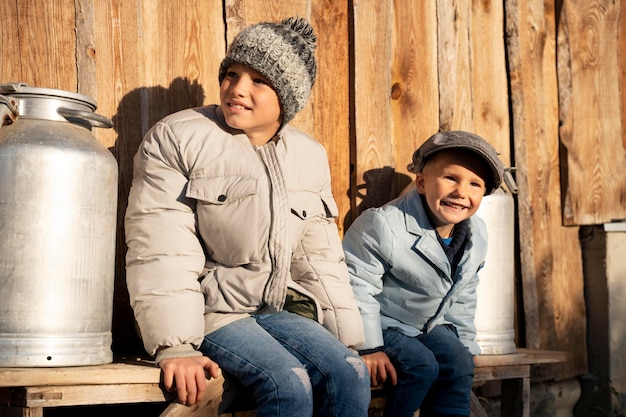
[218,17,317,125]
[407,130,505,195]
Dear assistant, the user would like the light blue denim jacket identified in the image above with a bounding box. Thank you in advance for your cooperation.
[343,187,488,355]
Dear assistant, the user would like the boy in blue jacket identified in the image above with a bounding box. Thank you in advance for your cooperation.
[343,130,505,417]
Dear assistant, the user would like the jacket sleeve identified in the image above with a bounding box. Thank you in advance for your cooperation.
[289,154,365,349]
[342,210,392,351]
[124,121,206,360]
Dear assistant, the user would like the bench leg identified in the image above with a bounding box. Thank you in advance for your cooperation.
[501,377,530,417]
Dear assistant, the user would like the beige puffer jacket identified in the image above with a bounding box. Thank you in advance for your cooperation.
[125,105,364,361]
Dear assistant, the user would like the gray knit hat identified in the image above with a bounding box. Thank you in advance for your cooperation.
[218,17,317,125]
[407,130,505,195]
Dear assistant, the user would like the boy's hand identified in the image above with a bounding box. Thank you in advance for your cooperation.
[361,351,397,387]
[159,356,221,406]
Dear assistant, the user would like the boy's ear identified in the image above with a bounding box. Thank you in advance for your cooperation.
[415,173,425,194]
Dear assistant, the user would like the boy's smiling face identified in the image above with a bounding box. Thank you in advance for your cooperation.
[220,63,282,145]
[415,149,489,238]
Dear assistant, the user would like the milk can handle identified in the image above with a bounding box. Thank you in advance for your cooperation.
[57,107,114,129]
[0,94,19,126]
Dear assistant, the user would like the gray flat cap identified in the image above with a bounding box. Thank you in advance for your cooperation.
[407,130,505,195]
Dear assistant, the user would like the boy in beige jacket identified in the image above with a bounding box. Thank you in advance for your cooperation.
[125,17,369,417]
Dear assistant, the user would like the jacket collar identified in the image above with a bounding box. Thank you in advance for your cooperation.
[401,187,433,237]
[400,187,484,278]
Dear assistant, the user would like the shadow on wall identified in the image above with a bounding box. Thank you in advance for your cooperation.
[344,166,413,231]
[108,77,206,356]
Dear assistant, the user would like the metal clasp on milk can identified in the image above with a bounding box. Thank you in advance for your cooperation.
[0,82,118,367]
[0,91,18,126]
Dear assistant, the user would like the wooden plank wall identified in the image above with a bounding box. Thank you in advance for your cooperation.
[1,0,624,381]
[558,0,625,226]
[505,0,587,379]
[91,0,224,353]
[0,2,77,91]
[622,0,626,156]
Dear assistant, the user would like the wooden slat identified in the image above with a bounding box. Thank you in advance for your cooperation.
[558,0,626,225]
[515,348,568,364]
[5,384,167,407]
[437,0,472,131]
[311,1,351,234]
[474,348,567,368]
[474,364,529,383]
[469,0,510,161]
[390,1,438,191]
[75,0,97,99]
[437,0,510,162]
[351,0,393,223]
[622,3,626,152]
[504,0,587,380]
[0,2,19,83]
[475,353,526,368]
[224,0,309,42]
[1,0,77,91]
[0,362,160,387]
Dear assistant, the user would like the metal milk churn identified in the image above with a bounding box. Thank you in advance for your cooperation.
[474,172,517,354]
[0,82,118,366]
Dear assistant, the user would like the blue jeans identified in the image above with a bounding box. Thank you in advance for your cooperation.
[382,325,475,417]
[199,310,370,417]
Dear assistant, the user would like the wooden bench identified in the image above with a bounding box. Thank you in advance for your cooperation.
[0,349,566,417]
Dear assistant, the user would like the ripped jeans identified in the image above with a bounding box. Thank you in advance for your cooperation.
[199,310,371,417]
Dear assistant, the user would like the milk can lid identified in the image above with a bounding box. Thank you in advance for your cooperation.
[0,82,98,110]
[0,82,112,129]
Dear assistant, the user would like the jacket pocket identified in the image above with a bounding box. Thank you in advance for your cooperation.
[289,190,326,220]
[289,190,326,250]
[187,176,260,265]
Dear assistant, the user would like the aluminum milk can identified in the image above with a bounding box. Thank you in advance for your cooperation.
[0,82,118,366]
[474,186,517,354]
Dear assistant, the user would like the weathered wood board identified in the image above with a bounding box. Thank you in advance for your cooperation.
[505,0,587,379]
[558,0,626,226]
[436,0,510,167]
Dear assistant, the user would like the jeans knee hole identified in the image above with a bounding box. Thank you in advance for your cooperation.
[291,367,311,395]
[346,356,368,379]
